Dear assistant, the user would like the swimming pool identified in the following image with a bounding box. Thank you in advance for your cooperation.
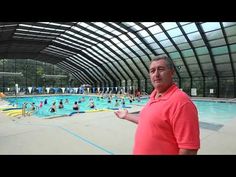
[193,100,236,124]
[137,98,236,124]
[3,95,236,124]
[127,99,236,124]
[3,95,147,118]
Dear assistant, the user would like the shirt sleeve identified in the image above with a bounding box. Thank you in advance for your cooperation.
[171,102,200,150]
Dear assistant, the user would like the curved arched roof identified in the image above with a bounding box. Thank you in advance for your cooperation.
[0,22,236,93]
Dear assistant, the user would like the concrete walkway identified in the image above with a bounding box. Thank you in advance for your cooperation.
[199,118,236,154]
[0,105,138,154]
[1,98,236,154]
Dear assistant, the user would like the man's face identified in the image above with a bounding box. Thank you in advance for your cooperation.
[149,59,174,91]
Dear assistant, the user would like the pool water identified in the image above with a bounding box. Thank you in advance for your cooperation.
[193,100,236,124]
[4,95,236,124]
[4,95,147,118]
[136,98,236,124]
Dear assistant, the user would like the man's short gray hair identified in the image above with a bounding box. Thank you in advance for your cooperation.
[151,55,175,70]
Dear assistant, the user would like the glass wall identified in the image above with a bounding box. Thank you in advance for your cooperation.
[219,77,235,98]
[0,59,77,93]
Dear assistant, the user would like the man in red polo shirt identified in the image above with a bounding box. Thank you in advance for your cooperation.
[114,55,200,155]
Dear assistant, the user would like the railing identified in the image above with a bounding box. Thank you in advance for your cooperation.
[22,102,39,116]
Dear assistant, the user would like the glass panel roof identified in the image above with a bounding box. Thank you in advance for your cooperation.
[223,22,236,27]
[148,25,162,34]
[177,42,191,50]
[201,22,221,32]
[187,31,201,41]
[167,28,183,37]
[230,44,236,52]
[0,21,236,93]
[169,52,181,59]
[182,23,198,33]
[208,38,226,47]
[140,22,155,28]
[205,30,223,40]
[162,22,178,30]
[212,46,228,55]
[153,33,168,41]
[225,25,236,36]
[195,47,209,55]
[172,35,187,44]
[137,30,150,37]
[182,49,194,57]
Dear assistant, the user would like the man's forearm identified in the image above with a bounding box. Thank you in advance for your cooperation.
[124,113,139,124]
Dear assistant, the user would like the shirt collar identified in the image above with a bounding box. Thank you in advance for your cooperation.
[150,83,178,101]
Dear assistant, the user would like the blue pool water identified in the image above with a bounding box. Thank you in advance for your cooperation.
[137,99,236,124]
[4,95,147,118]
[193,100,236,124]
[3,95,236,124]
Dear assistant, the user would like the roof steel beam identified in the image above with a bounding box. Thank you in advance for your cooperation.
[195,22,219,97]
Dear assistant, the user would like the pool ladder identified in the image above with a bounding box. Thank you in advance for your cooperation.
[22,102,39,116]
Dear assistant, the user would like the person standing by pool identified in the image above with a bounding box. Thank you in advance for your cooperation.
[114,55,200,155]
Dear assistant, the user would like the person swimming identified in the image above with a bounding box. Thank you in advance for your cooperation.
[58,99,64,109]
[65,98,69,104]
[108,97,111,103]
[30,102,36,111]
[50,102,56,113]
[44,99,48,105]
[26,102,36,116]
[89,101,95,109]
[114,99,119,107]
[73,101,79,111]
[39,101,43,108]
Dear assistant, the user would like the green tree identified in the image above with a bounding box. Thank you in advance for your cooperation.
[36,66,44,77]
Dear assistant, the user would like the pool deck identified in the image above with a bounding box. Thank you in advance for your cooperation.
[1,97,236,155]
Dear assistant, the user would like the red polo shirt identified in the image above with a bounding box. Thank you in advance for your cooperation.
[133,84,200,155]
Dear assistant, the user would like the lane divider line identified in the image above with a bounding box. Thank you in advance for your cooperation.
[14,121,114,155]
